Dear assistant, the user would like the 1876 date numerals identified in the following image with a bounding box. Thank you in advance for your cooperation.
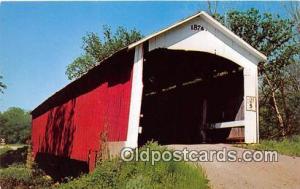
[190,24,205,31]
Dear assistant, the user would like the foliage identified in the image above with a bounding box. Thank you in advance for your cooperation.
[0,164,53,189]
[214,8,300,139]
[66,26,143,80]
[237,135,300,157]
[0,107,31,144]
[65,55,96,81]
[285,2,300,35]
[0,75,6,93]
[59,142,209,189]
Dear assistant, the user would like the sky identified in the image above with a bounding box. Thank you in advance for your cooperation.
[0,1,290,112]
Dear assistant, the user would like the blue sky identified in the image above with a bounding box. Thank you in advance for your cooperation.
[0,1,290,112]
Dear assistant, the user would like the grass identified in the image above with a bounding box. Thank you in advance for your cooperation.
[0,145,53,189]
[59,142,209,189]
[0,164,53,189]
[0,144,27,155]
[236,135,300,157]
[0,142,209,188]
[0,146,12,156]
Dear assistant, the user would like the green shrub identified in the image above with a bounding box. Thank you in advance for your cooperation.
[59,142,209,189]
[0,164,53,189]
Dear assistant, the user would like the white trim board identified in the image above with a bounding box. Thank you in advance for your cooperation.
[211,120,245,129]
[125,45,144,148]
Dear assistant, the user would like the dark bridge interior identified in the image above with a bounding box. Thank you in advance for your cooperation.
[138,49,244,146]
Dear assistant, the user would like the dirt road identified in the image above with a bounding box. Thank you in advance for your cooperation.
[168,144,300,189]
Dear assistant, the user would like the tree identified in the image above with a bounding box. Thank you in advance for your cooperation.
[206,1,218,16]
[66,26,143,80]
[0,75,6,93]
[285,2,300,34]
[0,107,31,144]
[213,9,300,138]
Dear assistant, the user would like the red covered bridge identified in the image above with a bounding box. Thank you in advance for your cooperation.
[31,12,266,175]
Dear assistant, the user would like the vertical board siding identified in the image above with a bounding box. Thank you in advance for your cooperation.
[31,51,134,164]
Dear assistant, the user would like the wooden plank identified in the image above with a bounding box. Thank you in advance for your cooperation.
[211,120,245,129]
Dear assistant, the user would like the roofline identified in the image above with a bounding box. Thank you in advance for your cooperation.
[200,12,267,61]
[128,11,204,49]
[128,11,267,62]
[31,48,129,115]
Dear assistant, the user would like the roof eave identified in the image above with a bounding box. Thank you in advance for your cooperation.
[128,11,267,63]
[200,12,267,62]
[128,11,205,49]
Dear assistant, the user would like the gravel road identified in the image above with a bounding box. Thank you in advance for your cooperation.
[167,144,300,189]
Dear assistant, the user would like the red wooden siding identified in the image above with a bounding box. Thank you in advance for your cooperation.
[31,50,134,167]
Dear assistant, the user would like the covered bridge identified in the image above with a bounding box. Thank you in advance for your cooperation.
[31,11,266,174]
